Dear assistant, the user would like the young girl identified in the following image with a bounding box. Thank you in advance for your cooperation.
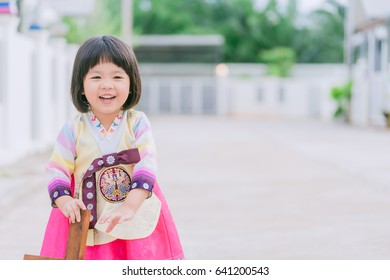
[40,35,184,260]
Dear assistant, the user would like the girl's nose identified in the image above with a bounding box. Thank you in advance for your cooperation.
[101,83,113,89]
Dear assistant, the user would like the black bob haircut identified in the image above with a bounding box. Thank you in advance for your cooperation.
[70,35,142,112]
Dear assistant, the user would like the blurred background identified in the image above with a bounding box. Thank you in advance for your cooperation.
[1,0,390,164]
[2,0,390,260]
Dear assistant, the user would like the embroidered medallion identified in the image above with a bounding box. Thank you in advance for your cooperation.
[99,167,131,202]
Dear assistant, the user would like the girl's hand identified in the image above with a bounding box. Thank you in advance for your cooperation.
[98,205,136,233]
[55,196,87,223]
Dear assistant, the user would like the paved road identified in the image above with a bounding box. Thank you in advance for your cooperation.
[1,115,390,260]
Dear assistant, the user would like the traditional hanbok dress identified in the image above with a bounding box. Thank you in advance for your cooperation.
[40,109,184,260]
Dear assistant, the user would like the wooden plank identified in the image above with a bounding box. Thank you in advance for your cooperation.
[23,254,62,260]
[65,209,90,260]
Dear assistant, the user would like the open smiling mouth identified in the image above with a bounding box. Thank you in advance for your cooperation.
[99,96,116,100]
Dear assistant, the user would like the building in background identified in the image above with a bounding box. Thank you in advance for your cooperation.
[133,34,224,63]
[345,0,390,126]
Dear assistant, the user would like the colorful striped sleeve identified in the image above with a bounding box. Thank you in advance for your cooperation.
[46,120,76,206]
[130,111,157,194]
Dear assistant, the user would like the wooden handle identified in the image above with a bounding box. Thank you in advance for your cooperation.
[65,209,91,260]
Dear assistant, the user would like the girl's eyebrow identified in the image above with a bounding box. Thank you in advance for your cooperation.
[87,69,126,74]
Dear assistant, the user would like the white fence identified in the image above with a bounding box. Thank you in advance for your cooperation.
[0,15,360,166]
[138,63,347,121]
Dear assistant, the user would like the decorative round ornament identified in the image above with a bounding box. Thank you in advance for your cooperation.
[99,167,131,202]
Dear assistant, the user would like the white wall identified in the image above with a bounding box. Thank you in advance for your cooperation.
[139,63,348,122]
[225,64,347,121]
[350,58,390,127]
[0,15,74,165]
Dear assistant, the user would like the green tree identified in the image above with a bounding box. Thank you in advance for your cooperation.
[61,0,346,63]
[300,0,345,62]
[251,0,300,66]
[63,0,121,44]
[133,0,213,34]
[259,47,296,77]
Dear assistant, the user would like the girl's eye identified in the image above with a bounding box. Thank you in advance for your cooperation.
[91,76,100,79]
[114,76,123,79]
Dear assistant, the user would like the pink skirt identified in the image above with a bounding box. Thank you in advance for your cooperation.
[40,182,184,260]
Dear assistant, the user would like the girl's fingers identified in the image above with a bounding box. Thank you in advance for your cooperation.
[62,209,69,218]
[68,211,75,223]
[67,201,80,223]
[74,209,81,223]
[98,211,129,232]
[106,217,120,233]
[75,199,87,210]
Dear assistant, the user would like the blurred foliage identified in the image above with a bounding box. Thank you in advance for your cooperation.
[133,0,214,34]
[300,0,345,63]
[61,0,345,63]
[330,80,352,119]
[62,0,121,43]
[259,47,296,77]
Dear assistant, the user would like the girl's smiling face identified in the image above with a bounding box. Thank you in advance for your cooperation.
[83,62,130,128]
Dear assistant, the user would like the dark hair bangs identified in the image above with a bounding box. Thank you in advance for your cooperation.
[81,41,128,76]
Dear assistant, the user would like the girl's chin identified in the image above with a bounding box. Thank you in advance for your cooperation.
[91,108,121,117]
[99,98,116,105]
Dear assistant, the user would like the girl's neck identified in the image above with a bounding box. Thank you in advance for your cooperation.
[92,111,120,131]
[101,118,115,131]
